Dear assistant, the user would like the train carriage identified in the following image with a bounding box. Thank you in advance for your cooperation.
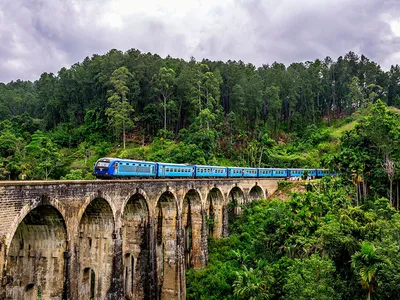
[157,162,194,178]
[269,168,288,178]
[317,169,331,177]
[259,168,276,178]
[243,168,258,177]
[228,167,244,177]
[195,165,228,177]
[288,168,317,178]
[94,158,157,178]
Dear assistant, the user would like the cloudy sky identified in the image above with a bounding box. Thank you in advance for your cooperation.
[1,0,400,83]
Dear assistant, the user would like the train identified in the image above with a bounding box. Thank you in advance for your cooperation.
[93,157,332,179]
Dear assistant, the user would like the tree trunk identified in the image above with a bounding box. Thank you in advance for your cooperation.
[397,180,399,210]
[258,145,265,168]
[327,101,331,127]
[390,180,393,207]
[355,182,359,206]
[123,122,126,150]
[163,95,167,131]
[362,174,367,200]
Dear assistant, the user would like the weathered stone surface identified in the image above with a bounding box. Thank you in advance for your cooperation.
[0,178,278,299]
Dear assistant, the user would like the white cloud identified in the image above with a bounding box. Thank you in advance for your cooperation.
[1,0,400,82]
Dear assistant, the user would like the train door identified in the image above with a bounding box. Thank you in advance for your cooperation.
[114,162,119,175]
[161,166,165,177]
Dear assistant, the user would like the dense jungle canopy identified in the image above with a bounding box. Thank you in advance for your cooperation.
[0,49,399,180]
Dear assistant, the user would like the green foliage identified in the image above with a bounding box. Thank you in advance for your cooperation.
[60,169,95,180]
[25,130,62,180]
[105,66,136,149]
[187,177,400,299]
[283,254,340,300]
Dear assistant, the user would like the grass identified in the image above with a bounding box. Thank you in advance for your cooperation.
[329,120,357,139]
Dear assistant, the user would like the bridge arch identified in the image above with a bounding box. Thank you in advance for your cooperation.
[122,191,150,299]
[77,197,115,299]
[5,204,67,299]
[121,188,150,217]
[249,185,265,201]
[155,190,179,299]
[227,185,246,209]
[182,189,204,269]
[205,187,224,238]
[5,196,68,249]
[78,195,117,227]
[226,186,246,236]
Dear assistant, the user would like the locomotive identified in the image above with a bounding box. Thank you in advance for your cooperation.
[93,157,332,179]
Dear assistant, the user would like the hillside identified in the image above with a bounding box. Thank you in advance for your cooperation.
[0,49,399,180]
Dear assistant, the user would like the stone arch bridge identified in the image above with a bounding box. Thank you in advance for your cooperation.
[0,178,278,300]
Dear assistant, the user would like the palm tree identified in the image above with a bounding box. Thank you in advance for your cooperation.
[233,265,273,300]
[351,241,385,300]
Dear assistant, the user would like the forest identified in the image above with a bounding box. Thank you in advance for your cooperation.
[2,49,400,298]
[0,49,399,180]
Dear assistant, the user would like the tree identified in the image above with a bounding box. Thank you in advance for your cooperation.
[349,76,363,111]
[352,242,385,300]
[283,255,340,300]
[152,67,176,131]
[233,266,273,300]
[265,86,281,138]
[382,155,396,207]
[25,131,62,180]
[105,66,135,149]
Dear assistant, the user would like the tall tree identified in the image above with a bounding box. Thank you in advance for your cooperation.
[152,67,176,131]
[352,242,385,300]
[105,66,135,149]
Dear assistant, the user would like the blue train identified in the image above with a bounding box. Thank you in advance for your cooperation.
[94,157,333,179]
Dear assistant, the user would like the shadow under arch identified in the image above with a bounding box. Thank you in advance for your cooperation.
[226,186,245,236]
[249,185,264,201]
[182,189,205,269]
[78,197,115,300]
[5,197,68,250]
[122,192,150,299]
[5,205,67,300]
[155,190,179,299]
[205,188,224,238]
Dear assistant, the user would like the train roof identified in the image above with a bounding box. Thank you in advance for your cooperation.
[258,167,287,170]
[194,165,227,168]
[156,162,192,167]
[99,157,157,164]
[228,166,258,169]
